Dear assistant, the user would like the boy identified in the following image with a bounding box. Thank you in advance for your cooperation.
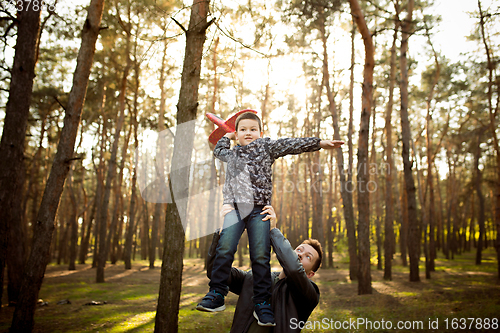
[196,112,343,327]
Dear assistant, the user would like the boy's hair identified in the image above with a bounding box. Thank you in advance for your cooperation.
[235,112,262,132]
[301,239,323,272]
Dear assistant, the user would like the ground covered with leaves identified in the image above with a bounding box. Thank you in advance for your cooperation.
[1,248,499,332]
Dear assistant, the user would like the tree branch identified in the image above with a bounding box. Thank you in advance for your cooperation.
[172,17,187,33]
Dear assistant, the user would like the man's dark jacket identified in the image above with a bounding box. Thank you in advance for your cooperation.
[207,228,320,333]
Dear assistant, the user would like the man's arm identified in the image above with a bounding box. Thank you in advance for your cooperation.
[270,228,319,304]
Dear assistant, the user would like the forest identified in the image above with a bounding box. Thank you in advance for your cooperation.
[0,0,499,332]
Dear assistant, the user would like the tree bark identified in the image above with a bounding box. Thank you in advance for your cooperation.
[0,1,41,307]
[399,0,420,282]
[10,0,105,330]
[154,0,212,331]
[348,0,375,295]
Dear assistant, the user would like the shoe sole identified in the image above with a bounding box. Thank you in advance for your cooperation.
[253,310,276,327]
[196,304,226,312]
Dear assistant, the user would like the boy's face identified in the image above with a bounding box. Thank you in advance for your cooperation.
[235,119,263,146]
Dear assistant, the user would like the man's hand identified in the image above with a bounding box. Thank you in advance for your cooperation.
[261,205,277,230]
[319,140,344,149]
[224,132,236,140]
[218,204,235,233]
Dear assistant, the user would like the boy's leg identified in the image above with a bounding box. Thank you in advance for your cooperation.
[197,209,244,312]
[246,206,275,326]
[246,206,272,303]
[208,209,245,296]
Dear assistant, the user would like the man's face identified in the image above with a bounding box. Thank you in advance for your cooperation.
[235,119,262,146]
[294,243,319,278]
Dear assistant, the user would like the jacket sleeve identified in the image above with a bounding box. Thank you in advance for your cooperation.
[206,230,247,295]
[213,136,232,162]
[270,228,319,305]
[268,137,321,159]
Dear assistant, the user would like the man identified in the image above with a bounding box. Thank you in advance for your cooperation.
[205,205,322,333]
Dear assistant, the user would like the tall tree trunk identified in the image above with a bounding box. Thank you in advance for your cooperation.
[327,151,335,268]
[474,133,486,265]
[399,0,420,282]
[321,15,357,280]
[96,13,131,283]
[384,8,399,280]
[124,39,141,270]
[68,167,79,271]
[415,145,429,279]
[311,76,324,246]
[10,0,105,330]
[57,204,69,265]
[154,0,213,331]
[151,37,169,269]
[22,113,48,232]
[109,120,132,264]
[400,174,409,265]
[201,36,220,268]
[424,20,440,273]
[444,147,454,260]
[477,0,500,284]
[79,198,96,264]
[92,86,107,268]
[0,1,41,307]
[371,106,382,271]
[348,0,375,295]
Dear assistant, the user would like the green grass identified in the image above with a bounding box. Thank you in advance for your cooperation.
[1,250,499,332]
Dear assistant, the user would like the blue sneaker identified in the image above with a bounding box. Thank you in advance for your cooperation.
[253,301,276,326]
[196,290,225,312]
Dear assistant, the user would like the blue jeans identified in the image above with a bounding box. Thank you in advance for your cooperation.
[209,204,271,304]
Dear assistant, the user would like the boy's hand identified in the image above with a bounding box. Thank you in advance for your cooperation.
[320,140,344,149]
[261,205,277,230]
[224,132,236,140]
[219,204,235,233]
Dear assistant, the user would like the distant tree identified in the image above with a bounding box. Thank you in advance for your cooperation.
[123,36,141,270]
[383,3,400,281]
[96,0,132,283]
[10,0,105,330]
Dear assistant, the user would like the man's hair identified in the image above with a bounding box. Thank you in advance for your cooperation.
[235,112,262,132]
[301,239,323,272]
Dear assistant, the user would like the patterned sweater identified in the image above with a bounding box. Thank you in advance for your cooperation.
[214,136,321,206]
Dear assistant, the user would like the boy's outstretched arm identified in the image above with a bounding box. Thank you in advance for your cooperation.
[319,140,344,149]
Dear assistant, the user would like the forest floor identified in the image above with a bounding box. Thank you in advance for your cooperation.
[1,248,499,333]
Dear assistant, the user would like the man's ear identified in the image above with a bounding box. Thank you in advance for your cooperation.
[307,271,315,279]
